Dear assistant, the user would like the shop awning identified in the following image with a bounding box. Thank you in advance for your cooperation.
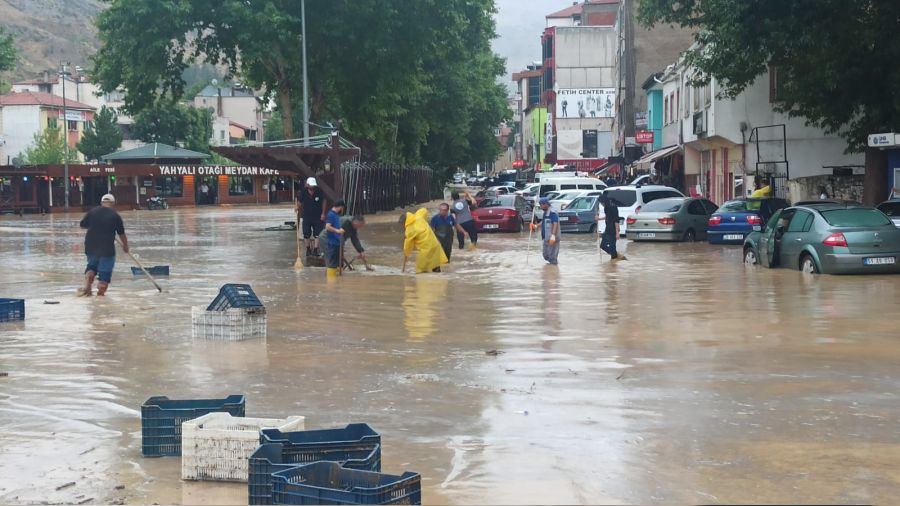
[634,145,681,169]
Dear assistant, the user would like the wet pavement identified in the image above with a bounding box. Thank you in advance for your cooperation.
[1,204,900,505]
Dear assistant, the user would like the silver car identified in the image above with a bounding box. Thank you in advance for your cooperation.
[625,197,719,242]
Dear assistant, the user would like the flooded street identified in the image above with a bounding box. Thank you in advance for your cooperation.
[2,205,900,504]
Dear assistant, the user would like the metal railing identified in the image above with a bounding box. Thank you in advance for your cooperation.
[340,162,433,217]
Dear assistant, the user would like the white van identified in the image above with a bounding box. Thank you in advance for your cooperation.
[537,177,607,198]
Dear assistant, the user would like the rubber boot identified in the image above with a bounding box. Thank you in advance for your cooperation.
[326,267,339,278]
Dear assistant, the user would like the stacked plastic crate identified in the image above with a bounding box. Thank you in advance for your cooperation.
[0,298,25,322]
[192,284,267,340]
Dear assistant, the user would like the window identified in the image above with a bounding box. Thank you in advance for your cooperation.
[560,184,576,190]
[663,95,669,125]
[703,83,711,106]
[605,189,637,207]
[527,77,541,107]
[687,200,707,215]
[577,184,594,190]
[68,120,78,131]
[155,176,184,198]
[48,117,58,129]
[877,202,900,217]
[769,66,787,103]
[676,89,680,120]
[642,190,683,203]
[787,210,813,233]
[567,197,597,211]
[821,209,891,227]
[669,92,675,124]
[683,83,690,118]
[701,200,719,214]
[643,198,684,213]
[582,130,598,157]
[229,176,254,196]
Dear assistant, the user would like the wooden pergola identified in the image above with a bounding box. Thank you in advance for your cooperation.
[212,134,361,201]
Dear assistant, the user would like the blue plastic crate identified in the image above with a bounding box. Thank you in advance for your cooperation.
[249,424,382,505]
[272,462,421,505]
[131,265,170,276]
[141,395,245,457]
[0,298,25,322]
[207,284,264,311]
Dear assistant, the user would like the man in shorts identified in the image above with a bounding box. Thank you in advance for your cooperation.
[79,193,128,296]
[296,177,327,256]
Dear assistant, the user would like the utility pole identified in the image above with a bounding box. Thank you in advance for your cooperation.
[301,0,310,145]
[60,62,71,211]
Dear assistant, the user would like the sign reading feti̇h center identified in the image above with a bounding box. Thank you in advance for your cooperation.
[556,88,616,118]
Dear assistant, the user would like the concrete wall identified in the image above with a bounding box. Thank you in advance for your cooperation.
[632,24,694,118]
[788,174,865,204]
[195,95,263,140]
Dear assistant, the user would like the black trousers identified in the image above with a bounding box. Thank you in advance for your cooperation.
[457,221,478,248]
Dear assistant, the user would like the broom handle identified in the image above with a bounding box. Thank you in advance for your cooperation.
[117,237,162,292]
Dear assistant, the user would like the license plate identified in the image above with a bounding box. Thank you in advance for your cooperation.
[724,234,744,240]
[638,233,656,238]
[864,257,896,265]
[752,226,762,231]
[484,224,499,229]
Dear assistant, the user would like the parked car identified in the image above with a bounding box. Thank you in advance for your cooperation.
[471,195,530,232]
[599,185,685,236]
[559,194,602,234]
[742,204,900,274]
[536,177,606,198]
[473,189,496,205]
[625,197,719,242]
[708,197,789,244]
[516,183,541,200]
[550,190,594,213]
[487,185,518,196]
[876,200,900,228]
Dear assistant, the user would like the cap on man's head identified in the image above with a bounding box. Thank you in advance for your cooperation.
[334,199,346,208]
[306,177,317,187]
[101,194,116,204]
[538,197,550,206]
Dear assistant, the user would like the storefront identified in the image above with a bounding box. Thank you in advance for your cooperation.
[0,163,295,213]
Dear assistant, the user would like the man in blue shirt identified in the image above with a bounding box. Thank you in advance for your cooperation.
[430,202,465,261]
[537,197,560,265]
[324,199,346,276]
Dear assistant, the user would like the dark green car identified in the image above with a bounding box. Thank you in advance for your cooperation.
[742,204,900,274]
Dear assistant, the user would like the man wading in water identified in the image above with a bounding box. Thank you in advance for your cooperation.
[79,193,129,296]
[430,203,466,261]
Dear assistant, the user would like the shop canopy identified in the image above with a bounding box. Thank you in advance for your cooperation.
[633,145,681,170]
[102,143,210,164]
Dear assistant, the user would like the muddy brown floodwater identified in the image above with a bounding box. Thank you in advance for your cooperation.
[1,205,900,504]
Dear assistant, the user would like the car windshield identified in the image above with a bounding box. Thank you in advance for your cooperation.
[718,199,762,213]
[605,189,637,207]
[642,198,684,213]
[481,197,514,208]
[558,191,582,200]
[877,202,900,217]
[567,197,597,211]
[545,191,561,200]
[821,208,892,227]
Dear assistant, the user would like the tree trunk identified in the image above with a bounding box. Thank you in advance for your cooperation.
[863,147,888,206]
[279,87,295,140]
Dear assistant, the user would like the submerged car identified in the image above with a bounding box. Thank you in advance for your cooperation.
[559,194,602,233]
[708,197,789,244]
[471,195,530,232]
[599,185,685,236]
[625,197,719,242]
[742,204,900,274]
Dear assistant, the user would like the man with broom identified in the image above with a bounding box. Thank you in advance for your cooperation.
[79,193,129,296]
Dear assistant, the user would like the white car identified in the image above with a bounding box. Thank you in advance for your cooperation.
[600,185,685,236]
[549,190,595,213]
[487,185,518,195]
[516,183,541,200]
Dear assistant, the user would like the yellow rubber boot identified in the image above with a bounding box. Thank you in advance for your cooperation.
[326,267,339,278]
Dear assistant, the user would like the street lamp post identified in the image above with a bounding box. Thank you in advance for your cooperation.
[60,62,71,211]
[301,0,310,145]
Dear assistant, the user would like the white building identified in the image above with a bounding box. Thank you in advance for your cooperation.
[0,91,95,163]
[193,85,264,144]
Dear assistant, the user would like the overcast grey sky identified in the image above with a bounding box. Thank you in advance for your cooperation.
[493,0,575,88]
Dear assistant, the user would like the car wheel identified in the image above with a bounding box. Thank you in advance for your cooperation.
[743,247,758,265]
[683,229,696,242]
[800,255,819,274]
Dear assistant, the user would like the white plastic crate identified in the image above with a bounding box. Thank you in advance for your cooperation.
[181,412,305,482]
[191,306,267,341]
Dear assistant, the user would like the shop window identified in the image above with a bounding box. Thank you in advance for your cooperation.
[155,175,184,197]
[229,176,254,196]
[68,120,78,131]
[48,117,58,129]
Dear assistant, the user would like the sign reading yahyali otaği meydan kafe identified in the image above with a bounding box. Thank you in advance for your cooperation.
[158,165,282,176]
[556,88,616,119]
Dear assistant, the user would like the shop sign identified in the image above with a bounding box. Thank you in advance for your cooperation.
[636,130,655,144]
[868,133,898,148]
[89,166,116,173]
[158,165,281,176]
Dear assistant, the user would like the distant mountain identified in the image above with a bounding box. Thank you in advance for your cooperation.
[0,0,104,80]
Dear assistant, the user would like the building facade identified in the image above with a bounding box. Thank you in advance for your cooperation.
[194,85,265,144]
[512,64,548,171]
[0,91,95,164]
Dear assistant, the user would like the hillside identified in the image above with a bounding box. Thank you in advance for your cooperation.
[0,0,104,80]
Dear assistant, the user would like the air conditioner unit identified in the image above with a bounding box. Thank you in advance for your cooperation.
[693,111,707,136]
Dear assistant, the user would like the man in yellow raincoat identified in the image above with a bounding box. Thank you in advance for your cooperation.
[402,208,449,273]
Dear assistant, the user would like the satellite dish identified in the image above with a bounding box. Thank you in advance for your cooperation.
[211,78,219,86]
[12,157,23,168]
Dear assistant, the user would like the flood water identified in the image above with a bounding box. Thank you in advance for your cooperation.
[1,205,899,505]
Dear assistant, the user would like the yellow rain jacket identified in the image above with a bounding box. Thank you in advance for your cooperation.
[750,185,772,198]
[404,208,449,273]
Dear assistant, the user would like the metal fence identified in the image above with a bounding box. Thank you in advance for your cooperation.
[340,162,433,217]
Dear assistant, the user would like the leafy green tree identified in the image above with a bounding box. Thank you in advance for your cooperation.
[0,28,17,93]
[93,0,510,170]
[23,127,77,165]
[77,106,123,161]
[638,0,900,203]
[132,101,213,153]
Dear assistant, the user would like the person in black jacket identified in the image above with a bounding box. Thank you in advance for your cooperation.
[79,193,128,296]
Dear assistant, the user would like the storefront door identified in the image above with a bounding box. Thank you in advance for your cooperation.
[196,175,218,205]
[82,177,107,207]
